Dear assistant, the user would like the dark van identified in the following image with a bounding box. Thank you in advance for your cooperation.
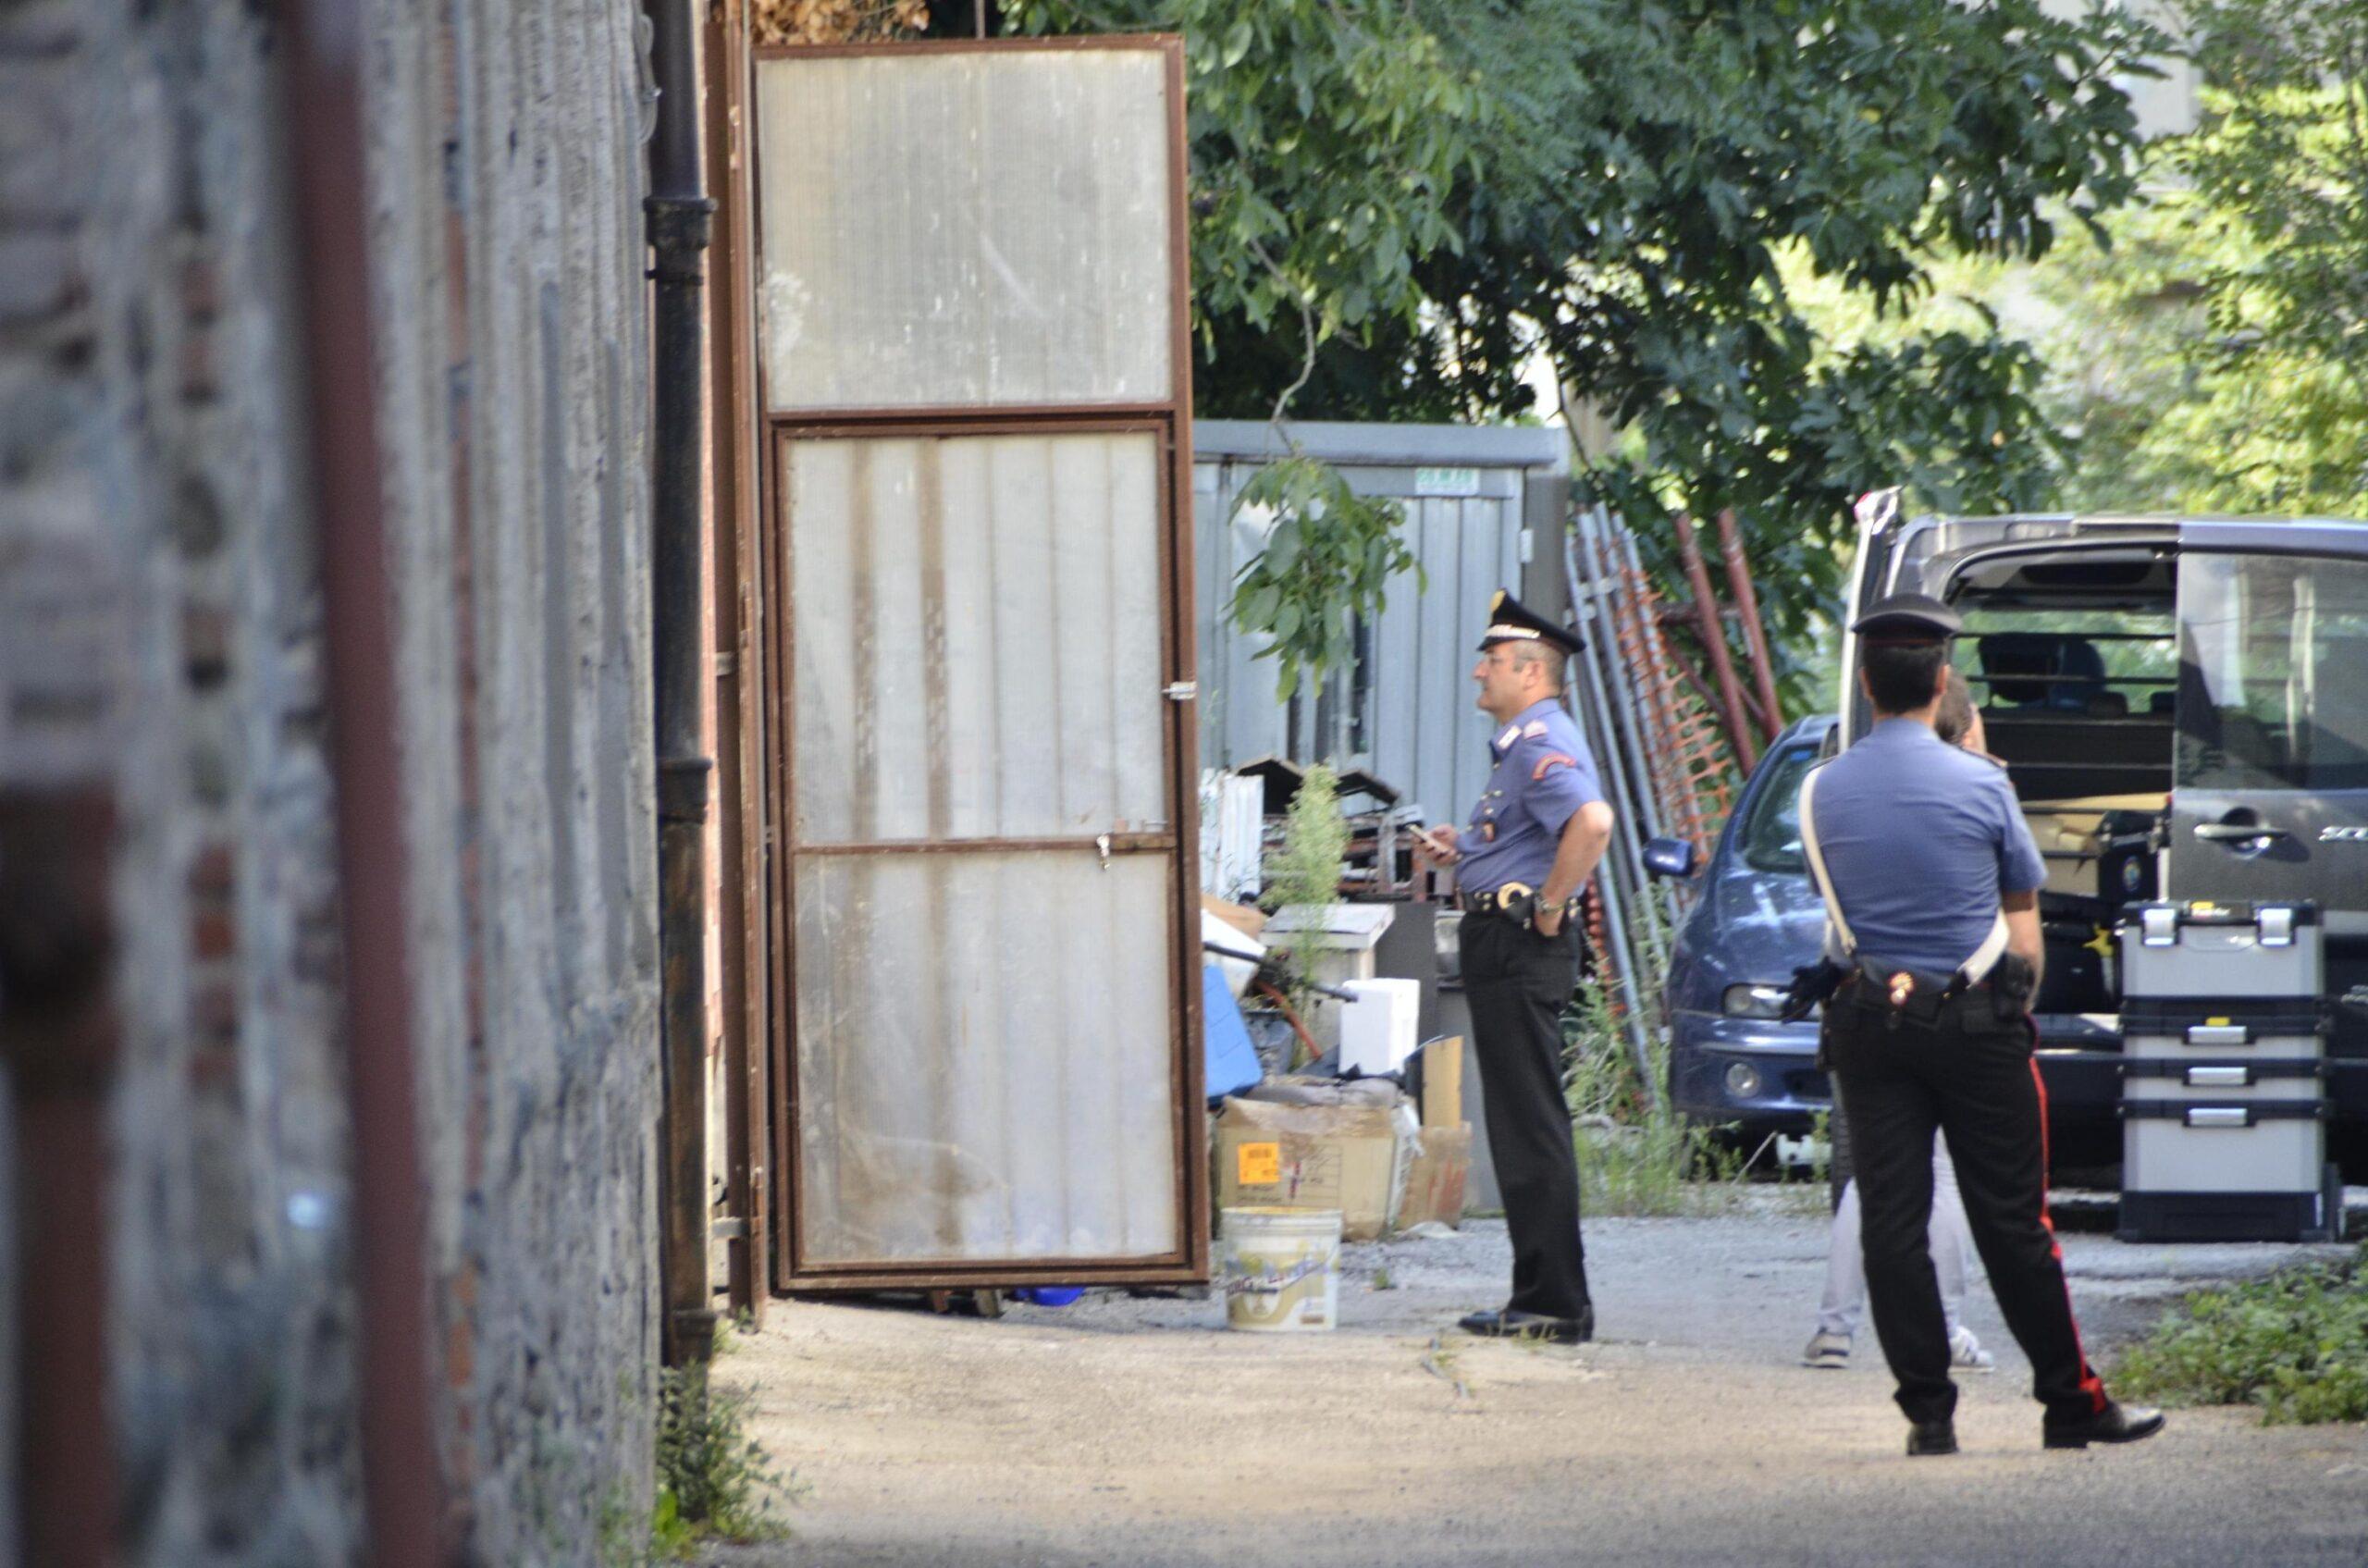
[1662,515,2368,1166]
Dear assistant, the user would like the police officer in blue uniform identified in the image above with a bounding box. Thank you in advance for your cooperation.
[1799,592,2163,1455]
[1436,591,1614,1344]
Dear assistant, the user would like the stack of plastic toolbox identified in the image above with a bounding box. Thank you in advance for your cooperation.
[2116,900,2340,1242]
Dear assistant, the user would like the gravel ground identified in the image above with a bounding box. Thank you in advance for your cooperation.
[707,1196,2366,1568]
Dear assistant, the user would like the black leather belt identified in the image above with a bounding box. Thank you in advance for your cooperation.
[1465,883,1581,922]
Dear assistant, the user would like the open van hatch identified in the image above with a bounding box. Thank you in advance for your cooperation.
[1842,514,2368,1155]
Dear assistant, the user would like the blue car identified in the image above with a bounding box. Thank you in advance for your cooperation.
[1657,717,1836,1141]
[1654,713,2130,1154]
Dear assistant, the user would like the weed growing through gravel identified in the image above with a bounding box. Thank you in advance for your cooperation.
[1561,974,1745,1216]
[652,1364,794,1556]
[1419,1331,1473,1401]
[2111,1244,2368,1424]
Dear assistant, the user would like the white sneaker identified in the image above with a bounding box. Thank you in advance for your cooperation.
[1949,1326,1996,1372]
[1801,1330,1851,1369]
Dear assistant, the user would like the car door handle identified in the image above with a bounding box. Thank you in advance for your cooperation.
[2192,823,2292,843]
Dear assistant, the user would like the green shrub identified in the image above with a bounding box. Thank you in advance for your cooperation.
[1562,974,1743,1216]
[653,1365,792,1550]
[1262,762,1348,914]
[2112,1245,2368,1425]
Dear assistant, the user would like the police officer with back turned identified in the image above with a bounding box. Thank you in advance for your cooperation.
[1794,591,2164,1456]
[1432,591,1613,1346]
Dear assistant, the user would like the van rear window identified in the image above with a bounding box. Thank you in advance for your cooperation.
[2178,553,2368,793]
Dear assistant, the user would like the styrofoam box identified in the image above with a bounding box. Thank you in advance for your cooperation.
[1338,978,1421,1077]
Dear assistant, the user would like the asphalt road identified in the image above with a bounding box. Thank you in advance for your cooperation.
[708,1200,2367,1568]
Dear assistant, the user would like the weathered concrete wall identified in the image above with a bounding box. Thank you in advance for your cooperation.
[0,0,660,1562]
[361,0,663,1555]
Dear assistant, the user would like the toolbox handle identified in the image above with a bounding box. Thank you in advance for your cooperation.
[2119,1058,2322,1082]
[2187,1024,2250,1047]
[2120,1099,2328,1124]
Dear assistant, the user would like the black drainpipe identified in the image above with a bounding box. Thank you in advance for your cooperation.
[646,0,718,1370]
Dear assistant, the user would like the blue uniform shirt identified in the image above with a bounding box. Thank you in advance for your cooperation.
[1809,717,2046,973]
[1454,698,1605,895]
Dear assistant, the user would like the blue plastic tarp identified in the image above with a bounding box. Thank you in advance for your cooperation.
[1202,964,1264,1103]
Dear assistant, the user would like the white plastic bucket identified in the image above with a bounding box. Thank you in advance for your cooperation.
[1219,1207,1341,1332]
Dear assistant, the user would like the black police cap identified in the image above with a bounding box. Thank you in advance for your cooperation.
[1851,592,1962,646]
[1476,589,1584,656]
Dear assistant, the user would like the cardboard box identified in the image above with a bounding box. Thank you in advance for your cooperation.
[1419,1036,1462,1129]
[1213,1094,1417,1241]
[1396,1123,1473,1230]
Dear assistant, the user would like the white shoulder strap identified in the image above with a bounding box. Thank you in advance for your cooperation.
[1795,765,1856,959]
[1799,762,2012,982]
[1962,911,2011,984]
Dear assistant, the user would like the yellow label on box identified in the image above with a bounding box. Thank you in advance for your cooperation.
[1237,1142,1281,1186]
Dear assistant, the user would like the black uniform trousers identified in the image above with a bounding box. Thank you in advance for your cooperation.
[1460,913,1592,1319]
[1824,980,2108,1426]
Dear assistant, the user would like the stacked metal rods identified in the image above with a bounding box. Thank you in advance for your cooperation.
[1562,506,1774,1102]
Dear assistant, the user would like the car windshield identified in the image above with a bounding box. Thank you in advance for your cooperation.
[1736,744,1819,875]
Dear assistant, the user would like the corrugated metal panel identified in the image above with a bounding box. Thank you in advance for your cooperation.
[793,851,1178,1265]
[755,52,1175,412]
[1195,447,1542,824]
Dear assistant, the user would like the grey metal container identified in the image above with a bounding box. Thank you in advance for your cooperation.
[2123,1057,2326,1103]
[2115,902,2337,1241]
[2120,997,2325,1062]
[2119,1095,2337,1243]
[2117,901,2322,1000]
[2124,1100,2328,1192]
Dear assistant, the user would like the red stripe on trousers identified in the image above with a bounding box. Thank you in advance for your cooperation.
[2028,1048,2109,1413]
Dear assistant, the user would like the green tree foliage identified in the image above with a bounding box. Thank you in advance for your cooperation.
[2043,1,2368,516]
[1011,0,2166,677]
[1226,457,1419,700]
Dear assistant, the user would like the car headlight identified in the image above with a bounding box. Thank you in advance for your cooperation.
[1721,982,1792,1020]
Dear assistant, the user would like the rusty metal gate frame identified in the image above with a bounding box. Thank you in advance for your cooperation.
[705,0,773,1321]
[746,37,1206,1290]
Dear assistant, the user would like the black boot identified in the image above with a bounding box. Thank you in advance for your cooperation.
[1457,1303,1595,1344]
[1906,1419,1958,1457]
[2043,1401,2165,1450]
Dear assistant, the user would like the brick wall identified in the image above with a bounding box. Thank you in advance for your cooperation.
[0,0,661,1562]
